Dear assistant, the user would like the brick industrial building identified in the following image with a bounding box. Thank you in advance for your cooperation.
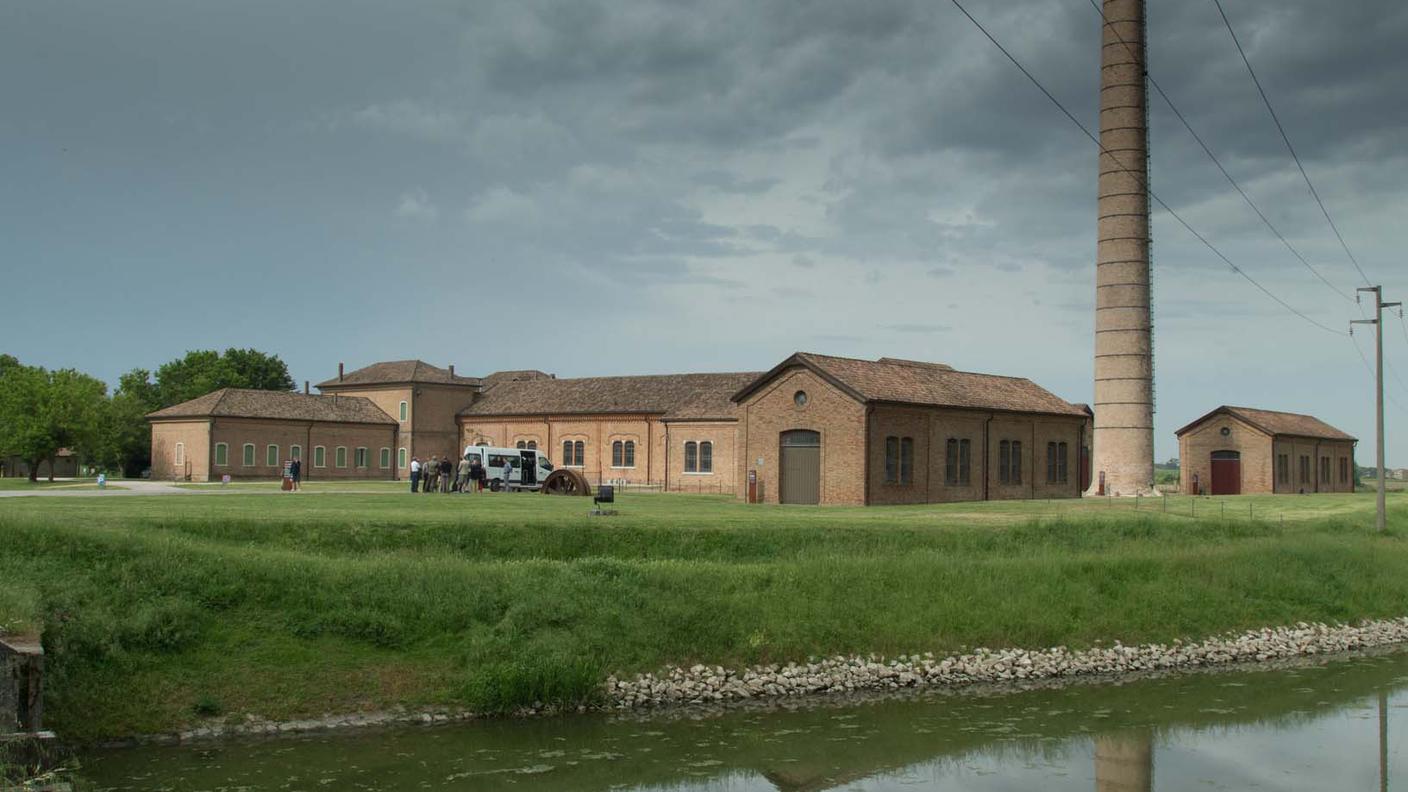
[1175,406,1357,495]
[148,353,1093,505]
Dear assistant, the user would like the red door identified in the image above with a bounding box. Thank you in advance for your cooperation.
[1210,451,1241,495]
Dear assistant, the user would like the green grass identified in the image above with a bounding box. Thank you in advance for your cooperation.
[1,489,1406,741]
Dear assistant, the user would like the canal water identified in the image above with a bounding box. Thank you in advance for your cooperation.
[77,649,1408,791]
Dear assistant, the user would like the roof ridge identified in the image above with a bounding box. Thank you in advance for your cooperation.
[801,351,1039,384]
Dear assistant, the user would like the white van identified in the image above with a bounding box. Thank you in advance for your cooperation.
[463,445,554,491]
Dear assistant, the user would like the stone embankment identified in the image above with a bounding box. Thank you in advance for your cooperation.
[607,618,1408,709]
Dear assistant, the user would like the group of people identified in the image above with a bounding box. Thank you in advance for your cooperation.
[408,454,486,494]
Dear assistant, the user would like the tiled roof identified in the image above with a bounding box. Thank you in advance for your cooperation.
[484,369,556,385]
[734,353,1087,416]
[1175,406,1356,441]
[317,360,481,388]
[461,372,762,420]
[147,389,398,425]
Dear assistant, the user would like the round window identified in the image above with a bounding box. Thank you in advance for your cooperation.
[1220,427,1231,437]
[794,390,809,408]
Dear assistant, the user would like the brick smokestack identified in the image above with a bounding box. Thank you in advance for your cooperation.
[1090,0,1154,496]
[338,362,344,381]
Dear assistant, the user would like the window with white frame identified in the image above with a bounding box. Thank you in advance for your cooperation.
[242,443,256,466]
[313,446,326,468]
[398,447,408,469]
[174,442,185,467]
[266,444,279,467]
[214,443,229,466]
[611,439,637,468]
[698,441,712,473]
[562,440,585,467]
[335,446,348,468]
[354,447,368,468]
[399,401,408,422]
[380,448,391,469]
[291,444,302,461]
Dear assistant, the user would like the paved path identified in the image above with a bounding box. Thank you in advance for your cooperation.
[0,480,198,498]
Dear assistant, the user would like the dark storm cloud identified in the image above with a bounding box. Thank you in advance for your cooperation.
[2,0,1405,462]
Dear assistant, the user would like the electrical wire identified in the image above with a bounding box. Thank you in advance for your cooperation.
[947,0,1345,336]
[1086,0,1354,303]
[1210,0,1372,287]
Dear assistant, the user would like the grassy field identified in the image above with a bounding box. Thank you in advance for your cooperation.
[0,478,123,492]
[1,489,1406,741]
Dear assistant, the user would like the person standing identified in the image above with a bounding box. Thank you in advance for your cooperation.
[409,457,421,493]
[469,456,484,493]
[426,456,438,493]
[439,455,452,493]
[456,455,470,493]
[290,458,301,492]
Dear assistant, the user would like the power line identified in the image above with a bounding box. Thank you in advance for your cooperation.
[1210,0,1372,287]
[946,0,1345,336]
[1350,329,1408,416]
[1085,0,1354,303]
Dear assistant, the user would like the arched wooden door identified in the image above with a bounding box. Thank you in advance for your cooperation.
[779,430,821,505]
[1210,450,1241,495]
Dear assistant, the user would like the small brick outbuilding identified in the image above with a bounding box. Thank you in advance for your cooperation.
[1175,406,1357,495]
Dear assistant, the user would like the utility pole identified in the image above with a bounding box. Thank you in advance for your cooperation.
[1352,286,1401,532]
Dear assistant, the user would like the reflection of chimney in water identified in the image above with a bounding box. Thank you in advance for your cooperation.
[1094,732,1153,792]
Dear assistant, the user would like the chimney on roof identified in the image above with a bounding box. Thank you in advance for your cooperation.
[304,381,309,395]
[338,362,344,381]
[449,364,455,378]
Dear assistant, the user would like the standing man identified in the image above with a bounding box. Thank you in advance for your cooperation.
[290,458,301,492]
[441,455,453,493]
[409,456,421,493]
[456,454,471,493]
[426,455,439,493]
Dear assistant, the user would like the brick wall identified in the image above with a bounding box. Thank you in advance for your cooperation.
[662,421,737,493]
[150,420,212,482]
[206,418,398,481]
[460,415,674,486]
[868,407,1084,505]
[737,369,867,505]
[1178,415,1354,495]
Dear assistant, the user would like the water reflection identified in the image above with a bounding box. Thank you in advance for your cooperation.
[1094,733,1152,792]
[76,649,1408,791]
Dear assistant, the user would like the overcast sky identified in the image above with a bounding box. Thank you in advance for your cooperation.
[3,0,1406,465]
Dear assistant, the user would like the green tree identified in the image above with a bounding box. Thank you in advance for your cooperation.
[0,361,107,481]
[154,348,293,406]
[96,369,159,477]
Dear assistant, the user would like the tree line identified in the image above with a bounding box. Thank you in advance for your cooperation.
[0,349,294,480]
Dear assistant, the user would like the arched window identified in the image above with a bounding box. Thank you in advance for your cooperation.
[684,441,698,473]
[884,437,913,484]
[266,444,279,467]
[214,443,229,466]
[563,440,585,467]
[291,445,302,461]
[399,401,408,422]
[379,448,391,469]
[1000,440,1023,485]
[697,441,710,473]
[313,446,326,468]
[1046,441,1069,484]
[174,442,185,467]
[398,448,408,469]
[242,443,256,467]
[527,440,537,450]
[612,441,624,467]
[335,446,348,468]
[624,440,636,468]
[516,441,527,449]
[354,447,368,468]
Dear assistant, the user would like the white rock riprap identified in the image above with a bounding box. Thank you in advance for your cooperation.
[606,618,1408,709]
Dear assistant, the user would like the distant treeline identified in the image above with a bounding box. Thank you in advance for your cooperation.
[0,349,293,480]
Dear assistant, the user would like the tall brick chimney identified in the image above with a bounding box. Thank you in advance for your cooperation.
[1090,0,1154,496]
[338,362,344,381]
[449,364,455,378]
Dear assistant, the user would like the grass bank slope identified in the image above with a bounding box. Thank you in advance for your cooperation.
[0,490,1405,741]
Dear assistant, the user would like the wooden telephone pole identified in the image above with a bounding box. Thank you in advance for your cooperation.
[1352,286,1401,532]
